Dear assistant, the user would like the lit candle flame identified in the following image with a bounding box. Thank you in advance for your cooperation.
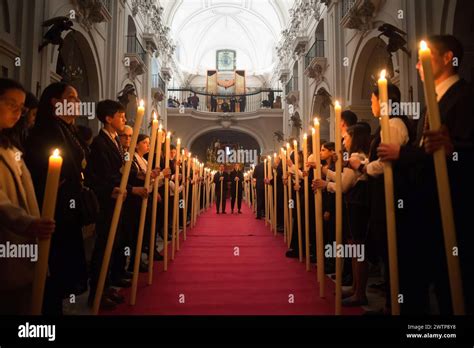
[312,127,315,134]
[303,133,307,139]
[177,138,181,145]
[293,140,297,147]
[153,112,157,120]
[167,132,171,138]
[335,100,341,109]
[379,69,386,80]
[314,117,319,126]
[53,149,60,157]
[139,99,145,108]
[420,40,428,51]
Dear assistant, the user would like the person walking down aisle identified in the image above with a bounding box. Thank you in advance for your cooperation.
[230,163,244,214]
[213,163,229,214]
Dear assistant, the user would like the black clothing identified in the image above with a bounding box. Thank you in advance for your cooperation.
[213,171,229,212]
[230,169,244,211]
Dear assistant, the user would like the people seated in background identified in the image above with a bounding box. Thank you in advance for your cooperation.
[167,97,175,108]
[190,93,199,109]
[221,99,230,112]
[274,96,282,109]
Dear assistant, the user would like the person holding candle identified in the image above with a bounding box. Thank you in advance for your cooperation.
[252,156,266,219]
[313,123,371,306]
[350,83,413,314]
[266,154,285,232]
[230,163,244,214]
[378,35,474,314]
[213,163,229,214]
[85,99,139,310]
[0,78,56,314]
[25,82,89,315]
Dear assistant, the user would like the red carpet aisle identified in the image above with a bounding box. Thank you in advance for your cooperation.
[105,200,363,315]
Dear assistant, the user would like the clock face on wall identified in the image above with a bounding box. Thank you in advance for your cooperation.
[216,50,236,71]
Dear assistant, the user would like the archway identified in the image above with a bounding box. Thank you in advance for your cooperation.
[311,87,331,142]
[190,129,261,169]
[55,31,100,130]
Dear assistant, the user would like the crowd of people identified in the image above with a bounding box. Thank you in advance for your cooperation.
[0,34,472,316]
[252,35,473,315]
[0,79,209,314]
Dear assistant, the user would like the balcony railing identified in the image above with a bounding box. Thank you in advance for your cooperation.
[285,76,298,95]
[305,40,325,69]
[152,73,166,92]
[100,0,112,13]
[341,0,356,18]
[126,35,146,63]
[167,88,283,113]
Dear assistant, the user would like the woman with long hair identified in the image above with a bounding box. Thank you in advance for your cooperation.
[24,82,89,315]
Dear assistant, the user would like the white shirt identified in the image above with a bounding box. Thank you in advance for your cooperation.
[326,152,368,193]
[435,74,460,102]
[367,118,409,177]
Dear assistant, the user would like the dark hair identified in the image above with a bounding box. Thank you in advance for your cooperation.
[0,78,26,97]
[0,79,27,148]
[372,83,401,104]
[96,99,125,124]
[322,141,335,151]
[429,35,464,73]
[24,92,39,110]
[137,133,149,144]
[76,125,93,143]
[36,82,71,127]
[341,110,358,127]
[346,124,371,155]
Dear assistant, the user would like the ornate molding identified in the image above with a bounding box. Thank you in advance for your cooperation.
[340,0,376,32]
[72,0,111,31]
[304,57,327,83]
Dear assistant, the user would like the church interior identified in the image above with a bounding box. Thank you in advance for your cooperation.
[1,0,473,345]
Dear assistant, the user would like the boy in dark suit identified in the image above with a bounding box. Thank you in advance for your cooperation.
[213,163,229,214]
[86,100,146,310]
[378,35,474,314]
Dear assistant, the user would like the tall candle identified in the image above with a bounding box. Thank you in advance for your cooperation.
[313,119,325,295]
[293,140,299,184]
[130,111,158,305]
[92,99,144,314]
[418,40,464,314]
[148,122,163,284]
[302,134,310,270]
[31,149,63,314]
[172,138,181,257]
[165,132,171,168]
[163,131,171,271]
[302,134,308,168]
[334,100,343,315]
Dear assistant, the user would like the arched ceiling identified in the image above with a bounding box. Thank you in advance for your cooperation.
[161,0,294,75]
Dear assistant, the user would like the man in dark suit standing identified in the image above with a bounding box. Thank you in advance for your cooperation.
[378,35,474,315]
[213,163,229,214]
[230,163,244,213]
[86,100,147,310]
[230,97,236,112]
[252,156,266,219]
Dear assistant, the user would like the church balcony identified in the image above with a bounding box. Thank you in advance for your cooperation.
[124,35,147,77]
[142,32,158,52]
[278,68,290,83]
[304,40,327,80]
[161,67,172,81]
[340,0,380,31]
[291,36,309,56]
[285,76,299,106]
[166,88,283,115]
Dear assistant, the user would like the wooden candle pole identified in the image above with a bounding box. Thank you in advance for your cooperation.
[92,99,145,314]
[235,169,239,212]
[264,158,268,226]
[281,148,288,244]
[419,41,464,314]
[31,148,62,315]
[377,70,400,314]
[273,153,278,235]
[286,143,293,249]
[163,131,171,271]
[131,112,158,305]
[172,138,181,258]
[294,140,303,263]
[334,100,343,315]
[184,153,191,238]
[148,124,163,285]
[303,134,310,271]
[313,119,325,297]
[181,150,187,242]
[267,155,274,232]
[192,159,197,226]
